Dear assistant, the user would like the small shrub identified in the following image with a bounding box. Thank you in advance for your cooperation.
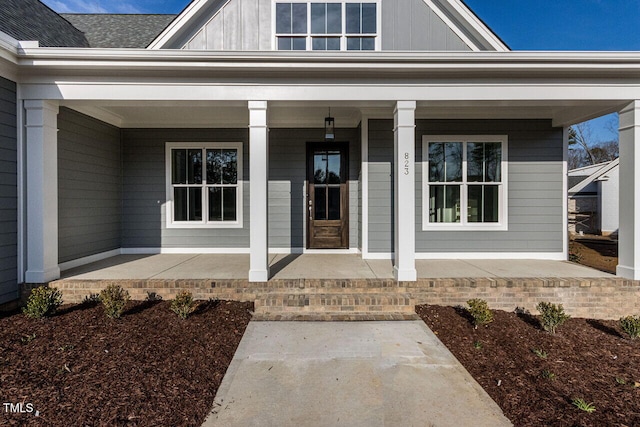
[23,287,63,319]
[21,333,37,344]
[619,316,640,340]
[532,348,548,359]
[171,290,197,320]
[467,299,494,329]
[537,302,570,334]
[572,398,596,413]
[82,293,100,304]
[615,377,627,386]
[473,341,483,350]
[541,370,556,380]
[100,285,130,319]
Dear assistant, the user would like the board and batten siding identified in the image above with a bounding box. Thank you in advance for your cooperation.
[368,119,564,254]
[58,108,123,264]
[180,0,472,51]
[0,77,17,304]
[269,128,360,249]
[122,129,250,249]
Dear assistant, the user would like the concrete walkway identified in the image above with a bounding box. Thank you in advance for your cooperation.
[203,321,512,427]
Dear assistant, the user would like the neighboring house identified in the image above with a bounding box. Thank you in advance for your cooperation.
[2,0,640,306]
[568,160,619,236]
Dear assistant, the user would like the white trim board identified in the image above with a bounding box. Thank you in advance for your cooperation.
[364,252,566,260]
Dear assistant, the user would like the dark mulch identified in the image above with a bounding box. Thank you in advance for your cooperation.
[0,299,253,426]
[416,304,640,427]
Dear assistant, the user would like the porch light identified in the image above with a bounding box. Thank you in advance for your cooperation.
[324,108,335,141]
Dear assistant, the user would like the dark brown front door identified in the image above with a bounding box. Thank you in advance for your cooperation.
[307,142,349,249]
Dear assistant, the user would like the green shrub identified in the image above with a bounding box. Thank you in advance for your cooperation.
[572,398,596,413]
[536,302,570,334]
[532,348,548,359]
[100,285,130,319]
[619,315,640,340]
[23,286,63,319]
[467,299,494,328]
[541,370,556,380]
[171,290,197,320]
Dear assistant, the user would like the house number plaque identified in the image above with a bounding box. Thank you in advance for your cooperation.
[403,152,410,175]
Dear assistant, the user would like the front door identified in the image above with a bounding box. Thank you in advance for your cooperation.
[307,142,349,249]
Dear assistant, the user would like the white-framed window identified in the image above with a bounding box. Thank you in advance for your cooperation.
[274,1,379,51]
[166,142,243,228]
[422,135,508,231]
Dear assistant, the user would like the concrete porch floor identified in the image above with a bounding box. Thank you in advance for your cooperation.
[60,253,613,280]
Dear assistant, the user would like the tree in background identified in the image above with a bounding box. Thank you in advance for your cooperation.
[568,115,619,169]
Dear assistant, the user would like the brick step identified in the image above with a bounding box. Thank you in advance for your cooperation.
[254,293,415,314]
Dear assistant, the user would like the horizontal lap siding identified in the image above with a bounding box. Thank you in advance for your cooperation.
[269,128,360,249]
[0,77,17,304]
[368,119,564,254]
[58,108,122,263]
[122,129,250,248]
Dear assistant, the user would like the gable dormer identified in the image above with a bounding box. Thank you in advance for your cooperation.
[149,0,508,51]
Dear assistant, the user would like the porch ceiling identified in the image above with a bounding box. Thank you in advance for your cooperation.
[62,99,624,129]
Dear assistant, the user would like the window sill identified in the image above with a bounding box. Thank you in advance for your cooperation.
[167,222,243,229]
[422,223,508,232]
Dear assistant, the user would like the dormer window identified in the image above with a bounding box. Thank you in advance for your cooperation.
[275,1,378,51]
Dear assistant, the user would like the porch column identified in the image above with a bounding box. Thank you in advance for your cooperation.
[617,101,640,280]
[24,100,60,283]
[393,101,417,281]
[248,101,269,282]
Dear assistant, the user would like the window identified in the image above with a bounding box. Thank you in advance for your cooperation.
[422,135,508,231]
[166,142,243,228]
[275,2,378,51]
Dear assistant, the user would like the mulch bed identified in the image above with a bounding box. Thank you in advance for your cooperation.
[0,299,253,426]
[416,304,640,427]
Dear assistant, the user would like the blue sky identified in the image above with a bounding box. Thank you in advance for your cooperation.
[43,0,631,141]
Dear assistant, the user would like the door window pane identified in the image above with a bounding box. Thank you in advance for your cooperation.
[327,152,341,183]
[188,187,202,221]
[174,187,187,221]
[429,185,460,223]
[172,149,186,184]
[314,187,326,220]
[223,187,237,221]
[328,187,340,220]
[314,153,327,184]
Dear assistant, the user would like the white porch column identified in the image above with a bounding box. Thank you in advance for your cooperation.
[248,101,269,282]
[393,101,417,281]
[24,100,60,283]
[617,101,640,280]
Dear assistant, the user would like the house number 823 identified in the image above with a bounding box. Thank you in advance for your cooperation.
[403,152,410,175]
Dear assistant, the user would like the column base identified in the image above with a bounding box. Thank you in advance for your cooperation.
[249,269,270,282]
[616,265,640,280]
[394,266,417,282]
[25,266,61,284]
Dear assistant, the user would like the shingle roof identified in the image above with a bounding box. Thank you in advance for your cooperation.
[61,14,177,48]
[0,0,89,47]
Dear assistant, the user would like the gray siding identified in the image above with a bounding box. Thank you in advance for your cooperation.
[0,77,17,303]
[58,108,122,264]
[368,119,564,254]
[269,129,360,249]
[122,129,250,248]
[381,0,471,51]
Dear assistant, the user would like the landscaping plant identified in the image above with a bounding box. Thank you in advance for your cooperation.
[572,398,596,413]
[171,290,197,320]
[100,285,130,319]
[23,286,63,319]
[619,315,640,340]
[466,299,494,329]
[532,348,548,359]
[536,301,570,334]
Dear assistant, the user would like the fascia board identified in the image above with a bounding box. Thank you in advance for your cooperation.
[0,31,19,81]
[445,0,509,51]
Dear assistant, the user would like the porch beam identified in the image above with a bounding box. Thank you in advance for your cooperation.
[393,101,417,281]
[24,100,60,283]
[617,101,640,280]
[248,101,269,282]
